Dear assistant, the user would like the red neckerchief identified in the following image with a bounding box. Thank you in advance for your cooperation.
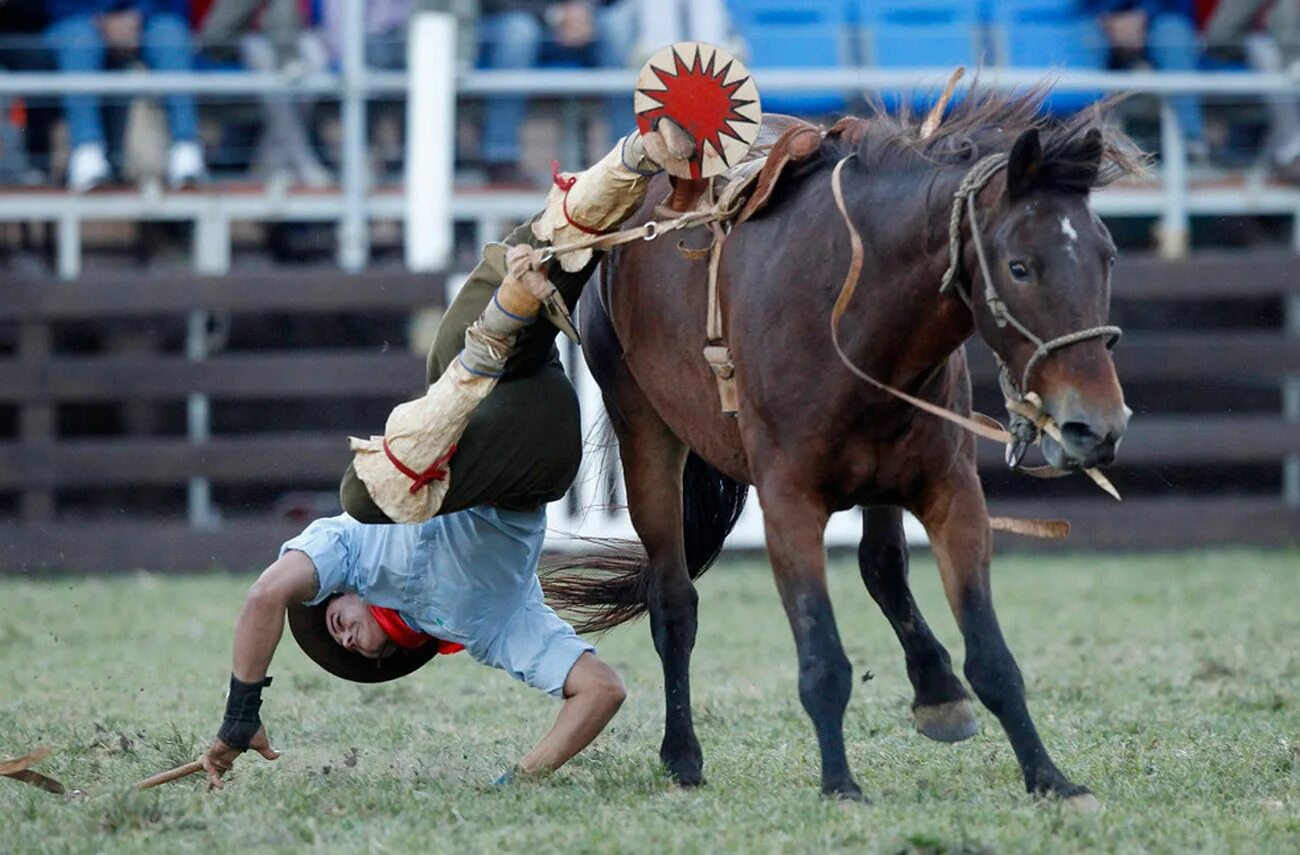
[368,605,464,655]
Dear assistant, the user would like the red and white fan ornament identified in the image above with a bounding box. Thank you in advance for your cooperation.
[635,42,762,180]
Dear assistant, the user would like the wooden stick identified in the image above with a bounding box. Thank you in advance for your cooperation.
[0,746,52,776]
[134,759,203,791]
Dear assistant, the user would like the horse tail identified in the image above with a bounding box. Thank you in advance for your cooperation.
[540,452,748,634]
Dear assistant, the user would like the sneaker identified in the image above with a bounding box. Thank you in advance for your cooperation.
[167,140,207,189]
[294,156,334,188]
[67,142,110,192]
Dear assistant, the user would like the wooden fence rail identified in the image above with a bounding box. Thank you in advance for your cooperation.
[1,252,1297,573]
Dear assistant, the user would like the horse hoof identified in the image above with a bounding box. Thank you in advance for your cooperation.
[912,699,979,743]
[1063,792,1102,812]
[667,770,705,788]
[822,782,867,802]
[662,754,704,788]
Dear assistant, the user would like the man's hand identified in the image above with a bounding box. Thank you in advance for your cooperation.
[201,727,280,791]
[641,117,696,177]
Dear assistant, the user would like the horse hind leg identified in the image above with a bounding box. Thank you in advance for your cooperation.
[616,411,706,786]
[858,506,977,743]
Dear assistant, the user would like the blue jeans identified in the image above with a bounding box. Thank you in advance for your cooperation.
[478,2,635,164]
[47,12,199,148]
[1147,13,1204,144]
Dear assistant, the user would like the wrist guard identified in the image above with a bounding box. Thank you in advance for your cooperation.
[217,674,272,750]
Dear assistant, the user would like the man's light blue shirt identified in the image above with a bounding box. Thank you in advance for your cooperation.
[281,506,593,697]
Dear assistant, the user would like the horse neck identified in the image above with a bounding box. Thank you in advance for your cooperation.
[849,161,978,382]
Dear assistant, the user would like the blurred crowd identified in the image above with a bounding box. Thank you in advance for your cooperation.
[0,0,1297,192]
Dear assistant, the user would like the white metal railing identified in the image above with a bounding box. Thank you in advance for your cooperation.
[2,55,1299,275]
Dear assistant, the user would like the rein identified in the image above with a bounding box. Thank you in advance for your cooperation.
[828,156,1012,445]
[829,151,1121,500]
[536,198,740,266]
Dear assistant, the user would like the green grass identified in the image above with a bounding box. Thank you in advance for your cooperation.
[1,550,1297,853]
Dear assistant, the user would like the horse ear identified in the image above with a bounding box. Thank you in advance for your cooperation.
[1005,128,1043,198]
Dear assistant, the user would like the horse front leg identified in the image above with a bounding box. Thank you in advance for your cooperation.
[917,472,1093,803]
[759,483,861,799]
[618,420,704,786]
[858,506,977,742]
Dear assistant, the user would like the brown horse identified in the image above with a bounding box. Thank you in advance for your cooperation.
[545,89,1142,802]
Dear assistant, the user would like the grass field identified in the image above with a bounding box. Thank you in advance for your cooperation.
[1,549,1297,853]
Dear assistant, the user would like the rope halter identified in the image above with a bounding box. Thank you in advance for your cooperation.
[939,152,1122,465]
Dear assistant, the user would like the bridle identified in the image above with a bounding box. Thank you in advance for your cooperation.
[829,151,1121,497]
[936,152,1122,465]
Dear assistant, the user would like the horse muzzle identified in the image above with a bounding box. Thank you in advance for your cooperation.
[1040,402,1130,471]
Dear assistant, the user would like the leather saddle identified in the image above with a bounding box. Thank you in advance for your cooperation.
[661,113,873,223]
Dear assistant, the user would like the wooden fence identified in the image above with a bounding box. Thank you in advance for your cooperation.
[1,253,1297,573]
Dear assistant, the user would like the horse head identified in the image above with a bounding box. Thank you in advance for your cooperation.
[965,126,1130,471]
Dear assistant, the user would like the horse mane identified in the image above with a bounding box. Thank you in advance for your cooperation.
[822,82,1147,192]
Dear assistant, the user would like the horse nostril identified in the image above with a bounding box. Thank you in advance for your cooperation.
[1058,421,1099,452]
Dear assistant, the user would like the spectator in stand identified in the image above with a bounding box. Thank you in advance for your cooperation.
[478,0,636,186]
[0,0,56,184]
[199,0,332,186]
[44,0,206,191]
[1084,0,1210,160]
[320,0,410,70]
[630,0,731,66]
[318,0,412,179]
[1206,0,1300,180]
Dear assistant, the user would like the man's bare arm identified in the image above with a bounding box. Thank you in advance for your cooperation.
[517,653,626,775]
[202,550,318,789]
[231,549,319,681]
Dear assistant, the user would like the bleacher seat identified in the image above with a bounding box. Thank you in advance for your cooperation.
[988,0,1107,114]
[857,0,982,113]
[728,0,853,116]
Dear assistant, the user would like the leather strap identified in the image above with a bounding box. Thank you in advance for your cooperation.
[704,221,739,414]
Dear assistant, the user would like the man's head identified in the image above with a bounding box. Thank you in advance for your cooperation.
[287,596,440,683]
[324,594,397,660]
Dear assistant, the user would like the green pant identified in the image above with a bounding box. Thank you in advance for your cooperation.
[340,218,601,523]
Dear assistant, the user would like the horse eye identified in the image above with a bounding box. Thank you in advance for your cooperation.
[1008,260,1030,280]
[1108,254,1118,268]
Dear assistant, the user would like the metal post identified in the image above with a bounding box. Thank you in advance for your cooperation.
[194,212,231,275]
[186,308,215,528]
[405,11,456,272]
[57,212,80,279]
[1158,97,1189,259]
[1285,294,1300,507]
[338,0,369,271]
[187,213,229,529]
